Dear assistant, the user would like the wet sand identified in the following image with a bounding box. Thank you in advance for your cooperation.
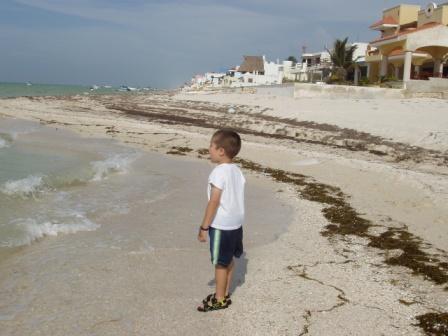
[0,122,293,335]
[0,91,447,335]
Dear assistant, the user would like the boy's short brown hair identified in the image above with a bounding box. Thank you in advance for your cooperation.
[212,129,241,159]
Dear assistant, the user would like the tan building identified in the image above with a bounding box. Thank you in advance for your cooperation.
[366,2,448,85]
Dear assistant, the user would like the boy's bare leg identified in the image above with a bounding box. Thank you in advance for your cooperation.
[225,259,234,296]
[215,265,228,301]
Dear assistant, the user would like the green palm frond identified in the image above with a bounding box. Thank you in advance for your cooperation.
[326,37,358,80]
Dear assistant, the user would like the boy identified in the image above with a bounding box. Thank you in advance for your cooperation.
[197,129,245,312]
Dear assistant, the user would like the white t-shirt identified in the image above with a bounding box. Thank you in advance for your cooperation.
[207,163,245,230]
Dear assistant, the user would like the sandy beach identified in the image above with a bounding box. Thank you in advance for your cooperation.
[0,89,447,335]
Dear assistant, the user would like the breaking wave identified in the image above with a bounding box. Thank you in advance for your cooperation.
[90,153,139,181]
[0,138,8,149]
[1,152,139,198]
[0,175,46,198]
[0,215,100,247]
[0,133,13,148]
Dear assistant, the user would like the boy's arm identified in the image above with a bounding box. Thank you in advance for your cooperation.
[198,185,222,242]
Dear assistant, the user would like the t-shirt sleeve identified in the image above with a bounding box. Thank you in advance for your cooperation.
[208,167,226,190]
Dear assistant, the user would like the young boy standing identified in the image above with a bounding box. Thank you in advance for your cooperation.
[197,129,245,312]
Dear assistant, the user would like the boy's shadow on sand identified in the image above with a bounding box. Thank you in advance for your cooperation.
[207,252,248,294]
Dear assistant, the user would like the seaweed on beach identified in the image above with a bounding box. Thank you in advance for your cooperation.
[369,230,448,284]
[416,313,448,336]
[17,92,447,334]
[107,104,330,148]
[233,157,448,287]
[105,126,120,134]
[231,156,448,334]
[166,146,193,156]
[107,101,448,166]
[196,148,208,154]
[98,97,448,331]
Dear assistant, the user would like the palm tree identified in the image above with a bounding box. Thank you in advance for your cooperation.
[327,37,357,82]
[287,56,298,65]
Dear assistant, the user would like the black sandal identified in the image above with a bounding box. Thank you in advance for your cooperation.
[202,293,232,305]
[197,297,230,312]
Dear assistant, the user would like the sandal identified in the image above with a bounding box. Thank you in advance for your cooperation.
[202,293,232,305]
[197,297,230,312]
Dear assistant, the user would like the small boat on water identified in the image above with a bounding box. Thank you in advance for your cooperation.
[90,85,100,91]
[118,85,139,92]
[26,82,32,86]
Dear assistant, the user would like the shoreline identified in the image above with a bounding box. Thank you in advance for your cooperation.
[0,116,296,335]
[1,92,447,334]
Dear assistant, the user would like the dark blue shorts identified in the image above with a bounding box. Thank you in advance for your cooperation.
[209,227,243,267]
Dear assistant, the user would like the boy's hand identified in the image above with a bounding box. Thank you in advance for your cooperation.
[198,186,221,243]
[198,228,208,242]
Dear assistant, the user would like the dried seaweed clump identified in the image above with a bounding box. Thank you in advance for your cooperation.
[368,229,448,285]
[197,148,209,156]
[166,146,193,156]
[416,313,448,336]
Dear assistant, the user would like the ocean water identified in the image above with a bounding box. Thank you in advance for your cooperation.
[0,117,169,248]
[0,82,118,98]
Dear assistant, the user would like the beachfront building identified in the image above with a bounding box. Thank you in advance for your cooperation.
[223,56,283,87]
[222,67,243,87]
[205,72,226,87]
[188,72,226,89]
[352,42,369,85]
[189,74,207,89]
[281,51,332,82]
[300,51,331,82]
[302,51,332,69]
[237,55,283,86]
[264,58,284,84]
[282,60,297,81]
[366,2,448,86]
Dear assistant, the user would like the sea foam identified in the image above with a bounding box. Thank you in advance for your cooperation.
[0,138,8,149]
[0,175,46,198]
[1,215,100,247]
[1,153,138,198]
[0,133,13,148]
[91,153,139,181]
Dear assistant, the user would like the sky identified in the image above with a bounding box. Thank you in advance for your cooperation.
[0,0,426,88]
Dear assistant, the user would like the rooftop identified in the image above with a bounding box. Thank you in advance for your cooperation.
[370,22,442,44]
[238,56,264,73]
[369,16,399,29]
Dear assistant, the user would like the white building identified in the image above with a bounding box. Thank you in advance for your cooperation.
[188,55,284,89]
[302,51,332,68]
[189,74,207,89]
[282,44,370,84]
[188,72,226,89]
[282,51,332,82]
[205,72,226,87]
[352,42,369,85]
[231,55,283,87]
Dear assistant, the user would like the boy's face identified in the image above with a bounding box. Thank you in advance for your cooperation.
[209,139,226,163]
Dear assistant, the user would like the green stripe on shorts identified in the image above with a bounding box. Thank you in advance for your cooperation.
[212,229,221,265]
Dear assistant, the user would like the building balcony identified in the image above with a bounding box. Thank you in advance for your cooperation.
[365,54,382,62]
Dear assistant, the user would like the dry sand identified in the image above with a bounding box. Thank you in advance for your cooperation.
[0,90,447,335]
